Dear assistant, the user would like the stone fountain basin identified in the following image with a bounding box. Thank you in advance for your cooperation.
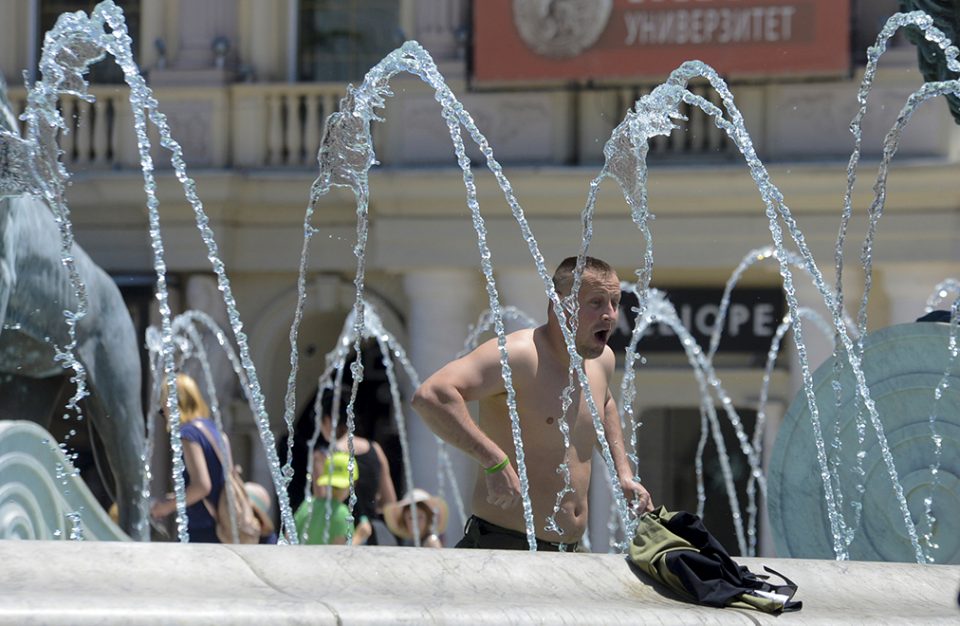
[0,540,956,624]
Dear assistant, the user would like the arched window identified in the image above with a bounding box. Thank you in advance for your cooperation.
[297,0,401,82]
[38,0,141,84]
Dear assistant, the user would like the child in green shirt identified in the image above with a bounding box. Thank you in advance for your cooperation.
[295,450,372,545]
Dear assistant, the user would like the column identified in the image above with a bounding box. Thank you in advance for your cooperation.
[495,267,547,332]
[184,275,244,455]
[241,0,284,81]
[403,269,480,536]
[139,0,165,70]
[414,0,468,61]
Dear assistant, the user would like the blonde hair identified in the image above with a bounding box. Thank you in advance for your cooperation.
[162,373,210,424]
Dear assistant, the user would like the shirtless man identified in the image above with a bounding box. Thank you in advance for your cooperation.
[412,256,653,551]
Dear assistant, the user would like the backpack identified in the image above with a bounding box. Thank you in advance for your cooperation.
[628,506,801,614]
[194,420,262,544]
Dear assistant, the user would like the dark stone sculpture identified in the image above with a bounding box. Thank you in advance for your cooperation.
[899,0,960,124]
[0,74,148,540]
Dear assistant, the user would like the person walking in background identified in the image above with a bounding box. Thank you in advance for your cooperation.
[150,373,227,543]
[384,489,448,548]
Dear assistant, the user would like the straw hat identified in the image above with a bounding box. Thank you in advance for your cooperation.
[315,451,358,489]
[383,489,448,540]
[244,481,275,536]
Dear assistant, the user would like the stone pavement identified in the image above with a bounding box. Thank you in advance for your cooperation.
[0,540,957,624]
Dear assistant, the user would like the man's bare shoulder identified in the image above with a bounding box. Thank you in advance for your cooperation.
[600,344,616,374]
[473,327,539,366]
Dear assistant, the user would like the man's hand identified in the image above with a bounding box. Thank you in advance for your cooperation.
[621,477,653,515]
[485,462,522,509]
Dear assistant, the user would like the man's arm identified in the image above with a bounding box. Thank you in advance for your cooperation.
[598,351,654,514]
[412,336,523,509]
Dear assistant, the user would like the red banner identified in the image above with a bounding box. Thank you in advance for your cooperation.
[473,0,850,85]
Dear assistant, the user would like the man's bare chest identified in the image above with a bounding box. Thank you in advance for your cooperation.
[500,370,607,442]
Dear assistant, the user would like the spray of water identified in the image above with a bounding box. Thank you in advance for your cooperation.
[16,2,298,542]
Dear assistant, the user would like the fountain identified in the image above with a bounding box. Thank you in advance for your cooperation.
[0,1,958,621]
[0,71,147,540]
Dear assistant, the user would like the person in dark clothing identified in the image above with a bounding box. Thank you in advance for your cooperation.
[313,388,397,544]
[150,373,226,543]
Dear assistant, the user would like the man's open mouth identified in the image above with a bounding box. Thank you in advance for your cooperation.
[594,329,610,343]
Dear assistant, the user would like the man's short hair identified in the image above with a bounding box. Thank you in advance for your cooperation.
[552,256,615,296]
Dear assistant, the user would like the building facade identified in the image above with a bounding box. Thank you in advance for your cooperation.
[1,0,957,553]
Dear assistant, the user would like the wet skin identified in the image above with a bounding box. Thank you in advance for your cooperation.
[414,269,652,545]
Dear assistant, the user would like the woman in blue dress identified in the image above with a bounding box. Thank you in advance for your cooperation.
[150,373,227,543]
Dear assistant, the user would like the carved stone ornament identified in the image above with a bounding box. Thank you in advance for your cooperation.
[512,0,613,58]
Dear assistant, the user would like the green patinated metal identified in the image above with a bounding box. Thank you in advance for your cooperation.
[0,421,128,541]
[769,322,960,563]
[899,1,960,124]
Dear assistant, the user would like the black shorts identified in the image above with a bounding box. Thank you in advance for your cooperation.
[455,515,582,552]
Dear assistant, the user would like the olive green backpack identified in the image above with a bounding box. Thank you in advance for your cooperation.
[629,507,801,613]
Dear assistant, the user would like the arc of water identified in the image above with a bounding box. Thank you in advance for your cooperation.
[305,301,465,545]
[381,312,468,533]
[744,307,837,555]
[179,322,242,543]
[29,2,297,543]
[844,74,960,561]
[627,290,750,554]
[146,311,262,542]
[920,297,959,560]
[621,280,766,532]
[19,12,98,432]
[48,3,193,542]
[11,4,135,540]
[372,303,469,544]
[300,316,366,546]
[374,332,422,545]
[616,45,941,560]
[706,246,858,363]
[323,339,356,544]
[458,306,539,358]
[299,42,639,549]
[606,71,853,556]
[438,96,539,549]
[817,13,960,561]
[428,45,642,545]
[699,245,864,554]
[844,12,959,356]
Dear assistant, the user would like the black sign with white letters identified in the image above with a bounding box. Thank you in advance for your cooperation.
[609,287,785,355]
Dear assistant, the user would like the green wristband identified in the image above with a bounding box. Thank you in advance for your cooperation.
[484,456,509,474]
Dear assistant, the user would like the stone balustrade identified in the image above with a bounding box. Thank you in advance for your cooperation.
[6,60,957,174]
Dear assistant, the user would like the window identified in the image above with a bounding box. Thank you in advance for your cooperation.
[298,0,401,82]
[39,0,141,84]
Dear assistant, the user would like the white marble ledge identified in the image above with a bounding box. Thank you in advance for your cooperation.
[0,541,957,624]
